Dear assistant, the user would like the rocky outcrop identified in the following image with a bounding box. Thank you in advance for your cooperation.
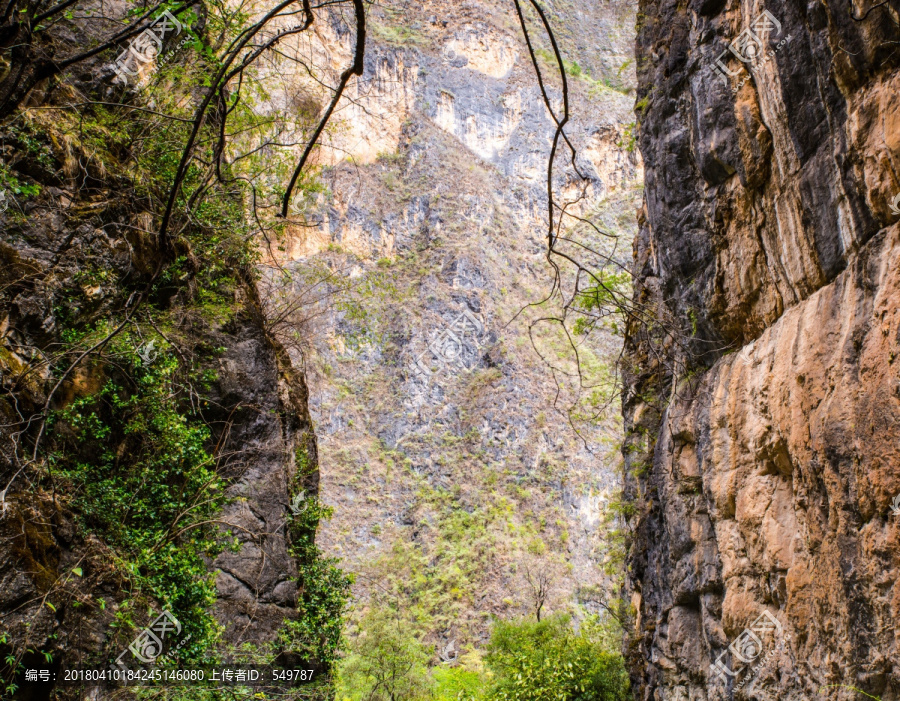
[0,101,319,697]
[0,218,317,669]
[624,1,900,700]
[196,286,320,649]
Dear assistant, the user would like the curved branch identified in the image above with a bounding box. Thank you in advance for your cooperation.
[279,0,365,217]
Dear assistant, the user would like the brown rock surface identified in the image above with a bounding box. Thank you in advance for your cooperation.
[624,1,900,699]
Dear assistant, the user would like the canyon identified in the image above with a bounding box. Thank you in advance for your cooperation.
[259,0,640,654]
[0,0,897,699]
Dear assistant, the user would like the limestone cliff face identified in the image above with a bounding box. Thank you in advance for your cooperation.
[624,1,900,700]
[260,0,641,653]
[0,208,317,666]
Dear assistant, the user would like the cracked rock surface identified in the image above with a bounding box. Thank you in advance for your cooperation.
[624,1,900,700]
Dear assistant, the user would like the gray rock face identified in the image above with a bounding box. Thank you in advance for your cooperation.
[260,0,642,651]
[624,1,900,700]
[203,310,319,648]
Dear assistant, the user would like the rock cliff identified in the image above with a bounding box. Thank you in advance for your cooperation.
[624,1,900,700]
[259,0,641,654]
[0,0,640,693]
[0,35,330,699]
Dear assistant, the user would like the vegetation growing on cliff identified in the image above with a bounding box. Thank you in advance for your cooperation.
[0,0,362,691]
[281,475,353,670]
[50,334,227,657]
[0,0,639,698]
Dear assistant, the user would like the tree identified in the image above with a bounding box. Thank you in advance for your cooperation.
[485,614,629,701]
[337,607,433,701]
[522,559,555,622]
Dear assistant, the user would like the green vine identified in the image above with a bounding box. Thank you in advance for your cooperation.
[279,481,353,671]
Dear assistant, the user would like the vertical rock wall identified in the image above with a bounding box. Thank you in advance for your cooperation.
[0,118,321,689]
[624,1,900,700]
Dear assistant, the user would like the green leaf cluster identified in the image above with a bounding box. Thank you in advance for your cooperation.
[336,611,629,701]
[280,489,353,670]
[336,607,433,701]
[485,614,630,701]
[49,335,226,658]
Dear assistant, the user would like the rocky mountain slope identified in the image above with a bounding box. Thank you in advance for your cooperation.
[623,1,900,700]
[0,0,642,694]
[259,0,641,659]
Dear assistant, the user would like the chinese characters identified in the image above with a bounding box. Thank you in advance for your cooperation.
[112,11,187,85]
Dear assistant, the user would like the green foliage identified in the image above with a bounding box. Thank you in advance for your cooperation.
[573,269,631,338]
[615,122,637,153]
[433,666,485,701]
[0,158,41,204]
[335,613,629,701]
[576,270,631,316]
[335,607,433,701]
[280,490,353,670]
[687,308,699,336]
[0,0,357,690]
[817,685,881,700]
[530,48,630,96]
[354,493,512,640]
[484,614,629,701]
[49,333,225,657]
[534,48,582,82]
[370,8,427,46]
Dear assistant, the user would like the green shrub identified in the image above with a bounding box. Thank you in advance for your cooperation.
[335,607,433,701]
[280,492,353,671]
[485,614,629,701]
[433,666,485,701]
[50,338,226,657]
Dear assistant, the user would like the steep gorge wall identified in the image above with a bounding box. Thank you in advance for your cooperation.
[0,44,324,692]
[624,1,900,700]
[261,0,641,653]
[0,178,318,670]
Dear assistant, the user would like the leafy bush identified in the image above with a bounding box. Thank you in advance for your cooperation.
[335,609,628,701]
[280,491,353,670]
[485,614,629,701]
[50,337,226,657]
[335,607,433,701]
[433,666,485,701]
